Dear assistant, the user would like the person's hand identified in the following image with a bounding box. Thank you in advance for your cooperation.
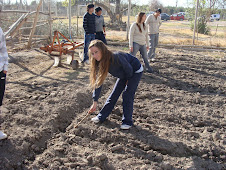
[146,46,149,51]
[3,70,7,74]
[89,101,97,114]
[130,47,133,52]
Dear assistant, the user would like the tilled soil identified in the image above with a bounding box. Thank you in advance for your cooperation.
[0,46,225,170]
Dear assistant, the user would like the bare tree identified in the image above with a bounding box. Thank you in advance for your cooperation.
[94,0,133,23]
[149,0,163,11]
[19,0,23,10]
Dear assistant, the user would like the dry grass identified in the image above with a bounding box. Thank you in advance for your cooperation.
[160,21,226,47]
[54,16,226,47]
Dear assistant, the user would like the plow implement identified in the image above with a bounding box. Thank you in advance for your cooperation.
[40,31,84,69]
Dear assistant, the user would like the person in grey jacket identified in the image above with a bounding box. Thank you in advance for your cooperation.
[145,8,162,62]
[0,27,8,140]
[95,7,107,44]
[88,40,143,130]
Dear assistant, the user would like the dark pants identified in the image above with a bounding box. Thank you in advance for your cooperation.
[95,32,107,44]
[83,33,95,62]
[97,72,142,126]
[0,71,6,106]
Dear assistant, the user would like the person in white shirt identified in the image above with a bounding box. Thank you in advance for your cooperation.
[145,8,162,61]
[0,27,8,140]
[129,12,153,73]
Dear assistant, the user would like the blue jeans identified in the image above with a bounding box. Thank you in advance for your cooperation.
[131,42,153,72]
[97,72,142,126]
[148,33,159,59]
[83,33,95,62]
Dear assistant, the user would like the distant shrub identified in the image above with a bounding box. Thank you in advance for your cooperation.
[52,20,84,39]
[190,16,210,35]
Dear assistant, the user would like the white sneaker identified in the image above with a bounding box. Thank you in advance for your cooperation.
[151,58,155,62]
[0,131,7,140]
[91,116,100,123]
[120,124,132,130]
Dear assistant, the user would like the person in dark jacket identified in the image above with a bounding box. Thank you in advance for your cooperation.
[88,40,143,130]
[82,4,96,64]
[95,7,107,44]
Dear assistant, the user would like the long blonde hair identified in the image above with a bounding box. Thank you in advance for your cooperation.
[88,40,113,89]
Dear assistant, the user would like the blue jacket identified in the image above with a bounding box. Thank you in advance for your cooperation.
[93,52,143,101]
[83,12,96,34]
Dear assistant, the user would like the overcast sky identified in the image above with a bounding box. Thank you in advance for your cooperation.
[7,0,192,7]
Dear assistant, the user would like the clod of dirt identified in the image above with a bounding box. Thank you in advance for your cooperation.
[111,145,123,152]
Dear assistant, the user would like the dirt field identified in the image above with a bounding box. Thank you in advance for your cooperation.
[0,42,225,169]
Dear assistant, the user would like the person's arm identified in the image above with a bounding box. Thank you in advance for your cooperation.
[3,46,8,73]
[0,29,4,49]
[0,28,8,73]
[83,14,89,34]
[159,17,162,27]
[145,15,150,25]
[92,85,102,102]
[89,85,102,114]
[103,27,106,35]
[145,28,149,50]
[103,16,106,35]
[94,14,96,34]
[129,23,135,52]
[89,101,97,113]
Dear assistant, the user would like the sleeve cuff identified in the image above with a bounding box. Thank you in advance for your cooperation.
[3,65,8,71]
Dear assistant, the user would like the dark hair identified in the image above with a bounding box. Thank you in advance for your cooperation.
[136,12,146,33]
[95,7,102,13]
[87,4,94,12]
[155,8,162,14]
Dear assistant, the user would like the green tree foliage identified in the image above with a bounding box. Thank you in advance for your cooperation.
[62,0,76,7]
[131,5,150,16]
[164,6,187,15]
[188,0,211,35]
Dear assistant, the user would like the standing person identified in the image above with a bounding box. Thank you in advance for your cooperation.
[88,40,143,130]
[0,27,8,140]
[145,8,162,62]
[82,4,96,64]
[129,12,153,73]
[95,7,107,44]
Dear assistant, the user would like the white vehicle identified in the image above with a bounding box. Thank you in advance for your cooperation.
[178,12,185,16]
[210,14,220,21]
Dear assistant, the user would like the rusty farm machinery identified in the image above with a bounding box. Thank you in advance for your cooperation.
[40,31,84,69]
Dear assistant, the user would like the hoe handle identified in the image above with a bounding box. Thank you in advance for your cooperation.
[74,113,90,128]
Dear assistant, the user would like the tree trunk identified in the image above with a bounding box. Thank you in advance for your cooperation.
[94,1,134,30]
[20,0,23,10]
[93,1,118,23]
